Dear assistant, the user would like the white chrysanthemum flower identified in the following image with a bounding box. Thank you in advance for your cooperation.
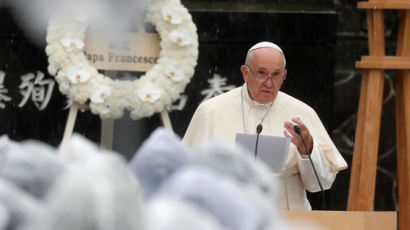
[59,81,70,93]
[91,85,112,103]
[169,27,192,47]
[66,66,91,84]
[137,83,161,103]
[61,38,85,52]
[164,63,184,82]
[162,7,183,25]
[47,63,58,76]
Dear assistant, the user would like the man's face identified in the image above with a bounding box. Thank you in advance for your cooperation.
[240,48,287,104]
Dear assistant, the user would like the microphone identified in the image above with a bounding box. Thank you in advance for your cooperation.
[293,125,327,210]
[256,124,263,134]
[254,124,263,158]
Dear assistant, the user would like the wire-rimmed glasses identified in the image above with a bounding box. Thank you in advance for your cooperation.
[246,65,285,82]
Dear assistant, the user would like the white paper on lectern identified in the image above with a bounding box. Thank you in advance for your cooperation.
[235,133,290,173]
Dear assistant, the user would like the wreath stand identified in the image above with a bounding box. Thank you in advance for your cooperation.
[347,1,410,229]
[61,99,173,148]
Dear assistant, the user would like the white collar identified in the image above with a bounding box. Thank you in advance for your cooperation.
[241,83,274,109]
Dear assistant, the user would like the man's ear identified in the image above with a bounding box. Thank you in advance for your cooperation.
[240,65,248,83]
[283,69,288,78]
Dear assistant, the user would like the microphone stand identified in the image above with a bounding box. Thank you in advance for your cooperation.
[294,125,327,210]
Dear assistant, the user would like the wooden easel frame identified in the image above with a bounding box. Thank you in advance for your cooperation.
[348,1,410,230]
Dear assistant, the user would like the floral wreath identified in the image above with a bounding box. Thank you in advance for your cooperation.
[45,0,198,120]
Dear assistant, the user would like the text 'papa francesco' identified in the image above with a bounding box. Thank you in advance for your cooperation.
[85,52,159,64]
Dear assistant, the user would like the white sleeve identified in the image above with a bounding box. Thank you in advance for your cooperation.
[296,138,337,192]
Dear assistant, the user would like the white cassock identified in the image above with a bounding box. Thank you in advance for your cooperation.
[183,84,348,210]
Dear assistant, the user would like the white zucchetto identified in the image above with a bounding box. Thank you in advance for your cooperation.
[247,41,284,56]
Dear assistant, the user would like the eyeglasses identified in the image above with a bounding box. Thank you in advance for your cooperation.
[246,65,285,82]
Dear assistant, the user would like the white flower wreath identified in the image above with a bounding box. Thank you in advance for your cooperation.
[45,0,198,120]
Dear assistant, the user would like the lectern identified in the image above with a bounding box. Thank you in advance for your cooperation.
[348,1,410,230]
[283,211,396,230]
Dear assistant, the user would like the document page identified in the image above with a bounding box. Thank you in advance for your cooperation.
[235,133,290,173]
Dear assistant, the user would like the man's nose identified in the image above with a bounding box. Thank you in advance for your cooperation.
[263,78,274,87]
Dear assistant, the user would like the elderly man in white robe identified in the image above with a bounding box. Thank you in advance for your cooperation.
[183,41,348,210]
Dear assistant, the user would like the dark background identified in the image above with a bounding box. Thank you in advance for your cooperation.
[0,0,399,211]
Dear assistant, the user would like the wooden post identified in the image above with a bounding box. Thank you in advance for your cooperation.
[61,102,80,147]
[160,110,174,132]
[348,9,385,211]
[60,102,89,148]
[395,9,410,230]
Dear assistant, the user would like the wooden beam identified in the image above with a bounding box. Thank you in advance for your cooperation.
[348,70,385,210]
[371,10,385,56]
[358,2,410,10]
[355,56,410,69]
[348,70,368,210]
[395,70,410,230]
[348,9,385,211]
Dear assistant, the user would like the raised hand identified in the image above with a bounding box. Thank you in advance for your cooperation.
[283,117,313,155]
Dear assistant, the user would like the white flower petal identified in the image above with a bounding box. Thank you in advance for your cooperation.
[74,40,85,49]
[61,38,71,47]
[91,85,111,103]
[137,83,161,103]
[162,7,183,25]
[61,38,85,52]
[165,63,184,82]
[169,28,192,47]
[66,66,91,84]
